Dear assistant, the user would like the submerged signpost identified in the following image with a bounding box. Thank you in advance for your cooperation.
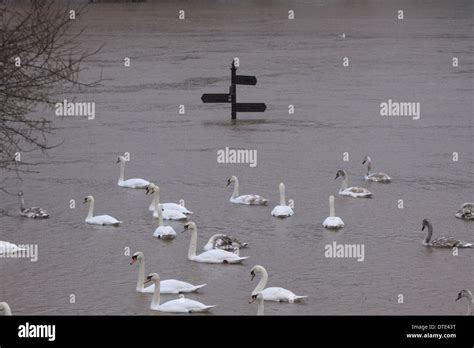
[201,61,266,120]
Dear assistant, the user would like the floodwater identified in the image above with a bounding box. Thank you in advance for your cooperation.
[0,0,472,315]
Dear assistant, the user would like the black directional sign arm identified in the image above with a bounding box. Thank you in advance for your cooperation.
[200,62,266,120]
[235,75,257,85]
[201,94,230,103]
[234,103,266,112]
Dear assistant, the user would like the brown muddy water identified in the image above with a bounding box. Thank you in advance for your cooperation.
[0,0,472,315]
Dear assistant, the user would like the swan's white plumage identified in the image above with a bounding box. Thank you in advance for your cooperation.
[152,297,215,313]
[83,196,121,226]
[336,170,373,198]
[0,302,12,315]
[117,155,150,189]
[259,287,307,302]
[323,216,345,229]
[271,183,294,217]
[250,265,307,303]
[153,226,177,239]
[86,215,121,226]
[148,200,193,214]
[131,252,206,294]
[139,280,206,294]
[119,178,150,189]
[227,176,268,205]
[184,222,248,264]
[153,203,177,240]
[147,184,188,220]
[323,195,344,229]
[146,273,214,313]
[191,248,248,264]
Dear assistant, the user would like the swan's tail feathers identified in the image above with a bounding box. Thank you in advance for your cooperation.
[184,210,193,215]
[235,256,250,263]
[262,199,269,205]
[460,242,473,248]
[224,256,250,264]
[113,221,123,227]
[294,295,308,301]
[190,305,216,313]
[192,284,207,292]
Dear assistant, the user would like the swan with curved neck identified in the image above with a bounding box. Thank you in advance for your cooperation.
[362,156,391,183]
[456,289,473,315]
[203,233,248,253]
[271,183,294,217]
[421,219,473,248]
[146,183,192,214]
[145,273,215,313]
[18,191,49,218]
[153,204,177,239]
[183,222,249,264]
[83,196,121,226]
[335,170,373,198]
[146,184,187,221]
[249,292,264,315]
[130,251,206,294]
[250,265,307,302]
[455,202,474,220]
[227,176,268,205]
[322,195,344,229]
[0,302,12,315]
[117,155,150,189]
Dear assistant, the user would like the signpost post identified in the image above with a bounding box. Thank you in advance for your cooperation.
[201,61,266,120]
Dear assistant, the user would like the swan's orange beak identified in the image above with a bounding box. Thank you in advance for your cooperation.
[249,295,257,304]
[144,278,152,285]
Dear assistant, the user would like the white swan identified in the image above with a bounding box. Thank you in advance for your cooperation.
[147,184,192,214]
[271,183,294,217]
[203,233,248,253]
[148,198,193,214]
[0,302,12,315]
[322,195,344,229]
[362,156,391,183]
[455,203,473,221]
[153,204,177,240]
[145,273,215,313]
[0,241,25,254]
[249,292,264,316]
[130,251,206,294]
[18,191,49,218]
[83,196,121,226]
[117,155,150,189]
[227,176,268,205]
[146,184,188,221]
[421,219,473,248]
[250,265,307,302]
[335,170,373,198]
[183,222,249,264]
[455,289,473,315]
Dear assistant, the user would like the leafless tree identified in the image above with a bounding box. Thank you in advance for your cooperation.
[0,0,101,182]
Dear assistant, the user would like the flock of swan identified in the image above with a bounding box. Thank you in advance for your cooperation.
[0,154,472,315]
